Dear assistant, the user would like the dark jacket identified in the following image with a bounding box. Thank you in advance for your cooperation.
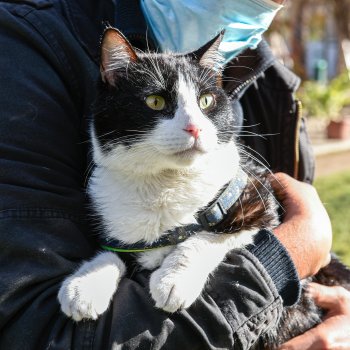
[0,0,311,349]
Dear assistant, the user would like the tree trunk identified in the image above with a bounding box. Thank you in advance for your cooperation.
[332,0,350,72]
[291,0,309,79]
[332,0,350,41]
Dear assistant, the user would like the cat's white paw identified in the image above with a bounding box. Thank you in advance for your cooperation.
[149,268,203,313]
[58,252,125,321]
[58,274,116,321]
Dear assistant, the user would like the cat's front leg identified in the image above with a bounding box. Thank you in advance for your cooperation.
[58,251,125,321]
[150,233,227,313]
[150,231,255,313]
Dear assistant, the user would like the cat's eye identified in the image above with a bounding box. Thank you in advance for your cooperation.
[145,95,166,111]
[199,93,215,110]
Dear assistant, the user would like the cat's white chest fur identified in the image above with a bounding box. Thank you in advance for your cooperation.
[89,142,239,246]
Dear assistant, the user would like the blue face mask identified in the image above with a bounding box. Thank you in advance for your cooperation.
[140,0,282,65]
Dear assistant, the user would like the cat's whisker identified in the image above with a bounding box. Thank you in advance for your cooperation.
[238,148,283,193]
[224,63,255,71]
[239,148,271,174]
[201,77,218,89]
[106,136,146,147]
[124,129,149,134]
[235,196,245,231]
[134,62,163,89]
[236,135,266,139]
[246,173,268,213]
[235,131,267,139]
[199,67,217,86]
[95,129,120,140]
[142,54,166,89]
[239,144,271,168]
[231,55,255,59]
[241,164,285,213]
[240,130,279,136]
[234,123,262,129]
[144,29,153,56]
[84,161,96,187]
[78,138,91,145]
[221,77,244,84]
[216,130,236,135]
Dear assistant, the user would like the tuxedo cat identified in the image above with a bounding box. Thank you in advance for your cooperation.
[58,28,350,349]
[58,28,277,320]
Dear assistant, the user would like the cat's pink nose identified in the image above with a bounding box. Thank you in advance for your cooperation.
[184,124,201,139]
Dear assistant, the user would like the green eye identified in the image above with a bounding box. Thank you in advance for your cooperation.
[145,95,166,111]
[199,93,215,110]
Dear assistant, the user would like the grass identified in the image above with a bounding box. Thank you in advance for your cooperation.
[314,170,350,265]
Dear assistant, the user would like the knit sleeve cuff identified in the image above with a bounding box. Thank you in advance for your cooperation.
[246,229,301,306]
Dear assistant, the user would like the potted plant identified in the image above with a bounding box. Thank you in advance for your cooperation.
[299,71,350,139]
[327,113,350,139]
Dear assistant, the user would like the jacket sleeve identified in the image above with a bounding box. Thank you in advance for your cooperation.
[0,3,297,350]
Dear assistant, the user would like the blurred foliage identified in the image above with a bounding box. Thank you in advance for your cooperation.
[314,171,350,265]
[306,6,327,41]
[298,71,350,120]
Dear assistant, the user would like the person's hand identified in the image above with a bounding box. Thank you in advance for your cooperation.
[279,283,350,349]
[271,172,332,279]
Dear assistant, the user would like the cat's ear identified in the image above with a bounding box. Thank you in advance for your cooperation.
[188,30,225,70]
[100,27,138,86]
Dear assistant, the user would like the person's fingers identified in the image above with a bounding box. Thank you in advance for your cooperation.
[270,172,332,278]
[307,283,350,312]
[280,315,350,350]
[278,327,323,350]
[280,284,350,350]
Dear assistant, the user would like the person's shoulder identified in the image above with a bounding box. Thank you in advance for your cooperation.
[0,0,58,24]
[0,0,52,11]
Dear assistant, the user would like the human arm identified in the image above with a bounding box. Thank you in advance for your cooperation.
[279,283,350,350]
[271,172,332,278]
[269,176,350,349]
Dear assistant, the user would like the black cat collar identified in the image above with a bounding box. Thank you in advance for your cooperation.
[99,168,248,253]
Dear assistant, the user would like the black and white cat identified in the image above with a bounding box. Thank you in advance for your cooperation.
[58,28,276,320]
[57,28,350,350]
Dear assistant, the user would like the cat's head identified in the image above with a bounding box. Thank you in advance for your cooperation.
[91,28,238,175]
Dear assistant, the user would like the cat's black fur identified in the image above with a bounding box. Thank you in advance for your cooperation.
[94,28,350,349]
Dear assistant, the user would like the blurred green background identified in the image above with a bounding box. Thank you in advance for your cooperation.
[314,170,350,265]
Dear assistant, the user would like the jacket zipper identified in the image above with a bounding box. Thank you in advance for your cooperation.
[229,58,274,97]
[293,99,303,179]
[230,75,258,96]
